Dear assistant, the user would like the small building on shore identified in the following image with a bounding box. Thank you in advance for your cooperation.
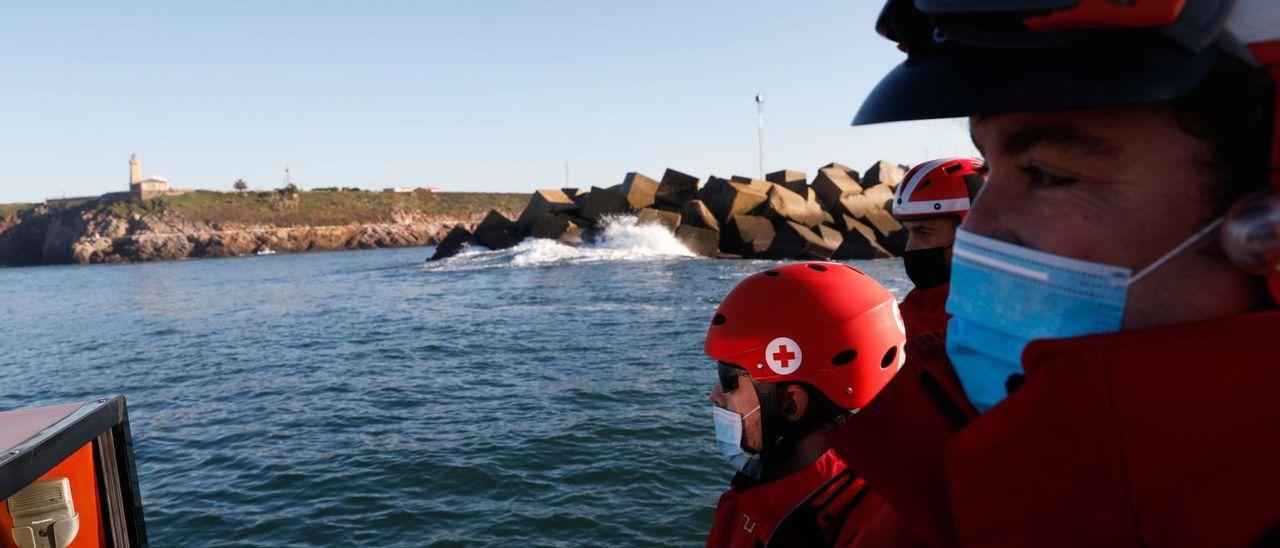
[129,154,169,200]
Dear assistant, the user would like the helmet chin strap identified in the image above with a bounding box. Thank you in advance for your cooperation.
[750,382,794,481]
[749,382,850,483]
[1246,40,1280,303]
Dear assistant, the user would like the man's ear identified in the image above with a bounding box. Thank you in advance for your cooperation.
[780,384,810,422]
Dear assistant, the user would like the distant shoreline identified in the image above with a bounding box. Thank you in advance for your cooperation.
[0,189,526,267]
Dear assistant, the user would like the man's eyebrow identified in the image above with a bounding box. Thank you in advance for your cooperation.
[1000,123,1118,159]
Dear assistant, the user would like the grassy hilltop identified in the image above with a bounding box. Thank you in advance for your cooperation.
[0,202,36,218]
[100,189,530,227]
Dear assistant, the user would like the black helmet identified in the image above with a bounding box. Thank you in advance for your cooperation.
[853,0,1270,125]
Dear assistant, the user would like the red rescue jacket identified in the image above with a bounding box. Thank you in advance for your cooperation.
[899,283,951,339]
[829,310,1280,547]
[709,449,870,547]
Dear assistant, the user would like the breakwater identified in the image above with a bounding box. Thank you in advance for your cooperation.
[431,160,915,262]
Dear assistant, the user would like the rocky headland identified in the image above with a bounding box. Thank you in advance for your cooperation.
[0,189,526,266]
[431,160,913,261]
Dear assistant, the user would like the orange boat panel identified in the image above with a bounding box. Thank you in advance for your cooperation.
[0,442,105,547]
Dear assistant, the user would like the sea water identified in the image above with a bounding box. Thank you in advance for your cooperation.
[0,217,910,546]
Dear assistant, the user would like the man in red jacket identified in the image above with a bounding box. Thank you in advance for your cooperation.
[824,0,1280,546]
[704,262,905,547]
[892,158,985,338]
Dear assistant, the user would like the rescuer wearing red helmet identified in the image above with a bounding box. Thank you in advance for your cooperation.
[704,262,905,547]
[892,158,985,338]
[812,1,1280,546]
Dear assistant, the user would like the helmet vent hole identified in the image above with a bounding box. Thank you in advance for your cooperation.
[806,264,827,272]
[916,179,933,191]
[831,349,858,366]
[712,313,726,326]
[944,164,963,174]
[880,346,898,369]
[764,270,780,276]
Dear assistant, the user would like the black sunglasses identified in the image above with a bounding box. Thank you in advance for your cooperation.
[717,362,751,392]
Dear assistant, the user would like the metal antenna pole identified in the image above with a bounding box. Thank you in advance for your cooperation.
[755,93,766,179]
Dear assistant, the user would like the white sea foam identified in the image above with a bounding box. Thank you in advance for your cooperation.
[424,215,696,271]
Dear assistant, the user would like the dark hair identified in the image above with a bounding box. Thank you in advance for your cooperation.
[1173,55,1276,212]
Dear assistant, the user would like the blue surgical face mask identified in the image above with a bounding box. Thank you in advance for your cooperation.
[946,219,1224,412]
[711,405,762,477]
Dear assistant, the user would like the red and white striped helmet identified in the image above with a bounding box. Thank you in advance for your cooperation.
[891,158,984,222]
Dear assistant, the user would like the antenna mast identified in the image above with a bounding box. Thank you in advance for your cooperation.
[755,93,766,179]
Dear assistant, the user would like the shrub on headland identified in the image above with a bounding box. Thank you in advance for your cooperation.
[428,161,909,261]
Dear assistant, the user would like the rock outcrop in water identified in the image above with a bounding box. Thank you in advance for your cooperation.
[428,161,910,261]
[0,190,525,266]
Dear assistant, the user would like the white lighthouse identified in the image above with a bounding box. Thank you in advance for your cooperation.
[128,154,169,200]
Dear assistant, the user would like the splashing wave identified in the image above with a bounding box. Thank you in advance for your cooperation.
[425,215,696,270]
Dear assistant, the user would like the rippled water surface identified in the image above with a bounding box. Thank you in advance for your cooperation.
[0,219,908,546]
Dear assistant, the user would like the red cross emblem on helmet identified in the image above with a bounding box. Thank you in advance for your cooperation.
[765,337,803,375]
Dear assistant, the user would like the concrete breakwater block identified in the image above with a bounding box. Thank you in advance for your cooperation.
[863,183,896,210]
[473,210,520,250]
[855,207,907,255]
[675,225,720,257]
[821,162,861,182]
[530,213,584,245]
[761,184,825,227]
[430,225,473,260]
[832,216,891,260]
[766,170,808,195]
[723,214,775,257]
[637,208,681,232]
[837,192,883,220]
[656,168,699,208]
[680,199,719,231]
[699,177,769,224]
[863,160,905,189]
[767,221,842,260]
[811,167,861,212]
[562,187,583,201]
[857,206,903,239]
[580,185,629,222]
[621,172,660,210]
[728,176,773,194]
[515,188,579,235]
[832,191,907,255]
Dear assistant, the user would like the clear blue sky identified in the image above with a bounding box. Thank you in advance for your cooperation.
[0,1,977,203]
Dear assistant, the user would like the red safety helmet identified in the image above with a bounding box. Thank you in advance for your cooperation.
[704,262,906,411]
[891,158,984,222]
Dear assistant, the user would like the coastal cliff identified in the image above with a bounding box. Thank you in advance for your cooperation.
[0,190,526,266]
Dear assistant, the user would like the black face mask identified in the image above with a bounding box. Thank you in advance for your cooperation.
[902,246,952,290]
